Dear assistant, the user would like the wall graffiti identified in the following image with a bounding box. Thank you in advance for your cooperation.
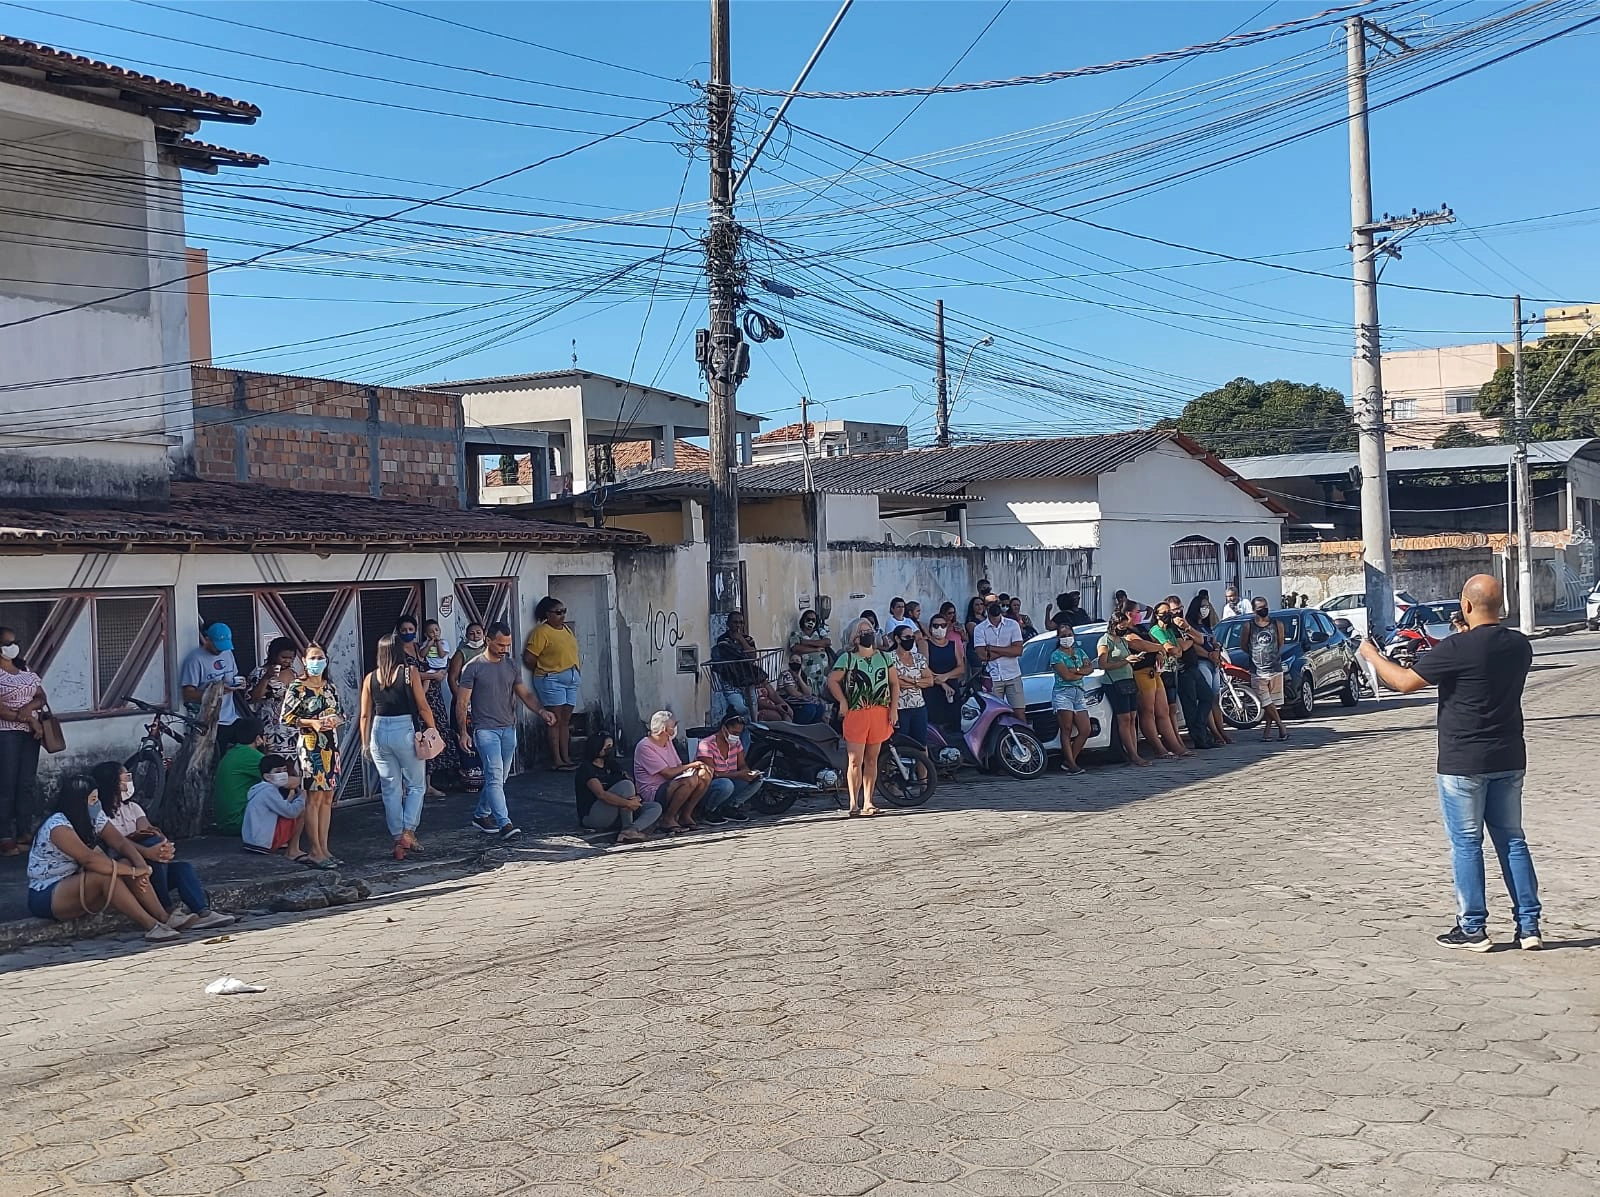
[645,603,684,666]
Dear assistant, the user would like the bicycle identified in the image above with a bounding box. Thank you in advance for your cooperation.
[124,698,196,813]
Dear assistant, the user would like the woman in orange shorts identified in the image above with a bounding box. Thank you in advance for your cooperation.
[827,619,901,817]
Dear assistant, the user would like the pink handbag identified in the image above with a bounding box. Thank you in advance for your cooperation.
[415,727,445,761]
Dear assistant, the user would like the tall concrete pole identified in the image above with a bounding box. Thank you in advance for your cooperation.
[706,0,743,630]
[934,299,950,448]
[1513,295,1535,632]
[1346,16,1395,630]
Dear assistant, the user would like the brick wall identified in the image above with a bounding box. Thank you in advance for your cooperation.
[192,366,462,505]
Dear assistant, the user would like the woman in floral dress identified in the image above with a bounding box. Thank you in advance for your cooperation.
[281,643,343,868]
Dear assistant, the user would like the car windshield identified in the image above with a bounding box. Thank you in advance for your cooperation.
[1021,626,1105,676]
[1216,614,1301,649]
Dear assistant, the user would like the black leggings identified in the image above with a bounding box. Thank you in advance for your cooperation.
[0,729,42,841]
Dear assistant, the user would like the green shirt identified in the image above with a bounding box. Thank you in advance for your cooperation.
[832,649,892,711]
[213,743,263,835]
[1050,645,1091,693]
[1149,624,1180,673]
[1097,634,1134,683]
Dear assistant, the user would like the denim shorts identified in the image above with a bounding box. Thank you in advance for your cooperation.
[1052,688,1088,713]
[27,879,64,920]
[533,667,580,708]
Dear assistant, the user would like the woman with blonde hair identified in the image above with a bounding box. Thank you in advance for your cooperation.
[361,633,438,860]
[827,618,900,818]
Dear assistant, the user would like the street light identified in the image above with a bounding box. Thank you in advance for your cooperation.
[950,335,994,422]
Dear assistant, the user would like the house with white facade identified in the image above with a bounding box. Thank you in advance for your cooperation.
[750,419,909,465]
[531,430,1290,616]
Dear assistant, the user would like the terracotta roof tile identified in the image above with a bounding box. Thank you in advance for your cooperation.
[0,35,260,118]
[485,441,710,487]
[0,481,645,550]
[754,421,812,445]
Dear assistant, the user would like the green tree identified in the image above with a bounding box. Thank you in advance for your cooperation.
[1432,422,1490,449]
[1477,333,1600,441]
[1160,377,1355,456]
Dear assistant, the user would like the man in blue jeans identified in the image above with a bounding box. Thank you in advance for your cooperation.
[455,622,557,843]
[1360,574,1540,952]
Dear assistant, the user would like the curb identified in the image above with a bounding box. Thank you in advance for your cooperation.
[0,840,581,955]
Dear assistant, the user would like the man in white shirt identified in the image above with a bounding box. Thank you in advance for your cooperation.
[1221,587,1247,620]
[973,601,1027,716]
[180,622,244,729]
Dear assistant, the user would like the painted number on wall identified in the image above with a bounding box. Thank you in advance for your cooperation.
[645,604,683,665]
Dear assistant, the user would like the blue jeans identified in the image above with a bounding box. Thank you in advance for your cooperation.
[897,706,929,746]
[711,686,752,725]
[370,715,425,839]
[132,835,209,913]
[473,726,518,829]
[1437,771,1541,935]
[705,776,762,812]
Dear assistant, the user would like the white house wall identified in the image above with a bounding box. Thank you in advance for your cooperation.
[958,477,1101,548]
[1,546,620,800]
[0,92,189,504]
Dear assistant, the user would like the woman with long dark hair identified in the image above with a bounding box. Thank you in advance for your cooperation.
[418,617,459,796]
[247,636,300,756]
[25,774,181,941]
[281,642,343,869]
[524,595,581,770]
[361,632,437,860]
[0,625,48,857]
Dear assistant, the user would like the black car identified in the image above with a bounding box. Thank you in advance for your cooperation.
[1215,609,1363,717]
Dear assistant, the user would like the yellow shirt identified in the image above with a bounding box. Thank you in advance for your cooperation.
[524,622,579,673]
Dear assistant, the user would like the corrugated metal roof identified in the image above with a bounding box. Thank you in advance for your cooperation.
[0,35,260,118]
[603,429,1289,517]
[0,482,646,551]
[1228,438,1600,479]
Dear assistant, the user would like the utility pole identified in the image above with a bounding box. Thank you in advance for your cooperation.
[934,299,950,448]
[1512,295,1535,634]
[799,392,823,617]
[703,0,744,635]
[1345,14,1453,628]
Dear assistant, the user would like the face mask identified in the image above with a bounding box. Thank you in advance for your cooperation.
[0,644,18,660]
[306,658,327,677]
[858,632,876,648]
[400,631,417,643]
[87,797,102,818]
[1253,606,1269,618]
[897,637,915,650]
[467,638,485,650]
[121,778,135,801]
[1158,612,1173,623]
[1059,634,1075,648]
[788,660,802,671]
[931,626,948,639]
[267,771,290,787]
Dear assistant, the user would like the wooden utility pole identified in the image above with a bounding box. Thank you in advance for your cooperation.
[1512,295,1535,633]
[934,299,950,448]
[705,0,743,632]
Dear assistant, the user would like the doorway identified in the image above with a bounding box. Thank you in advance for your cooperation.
[546,574,614,734]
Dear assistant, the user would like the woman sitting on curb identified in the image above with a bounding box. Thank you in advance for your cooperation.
[576,733,662,844]
[26,774,184,942]
[90,761,235,931]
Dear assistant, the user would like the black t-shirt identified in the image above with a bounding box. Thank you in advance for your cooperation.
[1412,624,1533,775]
[574,760,626,818]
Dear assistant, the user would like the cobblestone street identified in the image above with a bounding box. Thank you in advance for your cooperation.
[3,636,1598,1197]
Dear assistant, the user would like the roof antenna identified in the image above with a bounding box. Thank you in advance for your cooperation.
[571,339,579,369]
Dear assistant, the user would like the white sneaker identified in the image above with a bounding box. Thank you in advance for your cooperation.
[165,911,199,932]
[144,923,181,943]
[190,910,236,930]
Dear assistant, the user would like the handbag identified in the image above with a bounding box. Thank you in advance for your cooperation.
[38,710,66,755]
[415,726,446,761]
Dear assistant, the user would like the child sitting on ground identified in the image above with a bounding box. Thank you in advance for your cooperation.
[241,754,314,866]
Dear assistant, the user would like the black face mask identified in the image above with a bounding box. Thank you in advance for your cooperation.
[1253,606,1270,618]
[1158,612,1174,623]
[897,637,915,650]
[858,632,876,648]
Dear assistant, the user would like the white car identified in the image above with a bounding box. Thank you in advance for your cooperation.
[1587,582,1600,631]
[1317,590,1420,640]
[1020,627,1114,757]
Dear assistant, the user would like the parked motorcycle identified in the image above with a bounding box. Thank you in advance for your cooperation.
[1333,617,1378,697]
[741,718,937,816]
[926,677,1047,780]
[1381,623,1434,670]
[1215,663,1264,729]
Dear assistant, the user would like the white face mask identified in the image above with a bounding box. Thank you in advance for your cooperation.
[466,638,485,650]
[121,778,135,800]
[267,771,290,787]
[0,644,19,660]
[1058,635,1075,648]
[931,626,948,640]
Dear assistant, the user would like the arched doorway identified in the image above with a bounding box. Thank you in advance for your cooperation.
[1224,537,1242,595]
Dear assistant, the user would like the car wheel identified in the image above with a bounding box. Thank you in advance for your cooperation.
[1296,672,1316,718]
[1338,666,1361,707]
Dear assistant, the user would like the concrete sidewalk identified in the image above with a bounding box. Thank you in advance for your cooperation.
[0,767,600,952]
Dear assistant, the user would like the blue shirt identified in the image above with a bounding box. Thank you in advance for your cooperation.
[1050,645,1091,693]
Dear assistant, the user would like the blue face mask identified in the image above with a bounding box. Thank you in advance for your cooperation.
[306,658,327,677]
[400,631,417,643]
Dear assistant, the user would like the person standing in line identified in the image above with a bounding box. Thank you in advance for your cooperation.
[1222,586,1247,620]
[890,625,933,746]
[972,600,1027,717]
[417,618,459,797]
[576,733,661,844]
[1359,575,1542,952]
[180,623,245,736]
[1048,591,1091,629]
[1158,596,1216,750]
[0,626,48,857]
[460,622,557,842]
[827,618,899,818]
[523,596,581,770]
[361,633,438,861]
[1186,590,1218,632]
[1245,598,1288,742]
[787,609,833,700]
[881,597,917,648]
[1128,610,1187,760]
[903,600,928,649]
[448,621,487,783]
[923,611,965,738]
[1097,615,1146,767]
[936,602,966,656]
[280,644,343,869]
[1007,596,1038,640]
[1050,616,1093,774]
[395,616,448,797]
[247,637,300,757]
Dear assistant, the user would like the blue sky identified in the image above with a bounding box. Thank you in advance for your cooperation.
[8,0,1598,440]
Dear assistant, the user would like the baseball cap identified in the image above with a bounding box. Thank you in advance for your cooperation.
[204,622,234,651]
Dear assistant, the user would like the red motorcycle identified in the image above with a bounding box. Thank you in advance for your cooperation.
[1217,662,1264,728]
